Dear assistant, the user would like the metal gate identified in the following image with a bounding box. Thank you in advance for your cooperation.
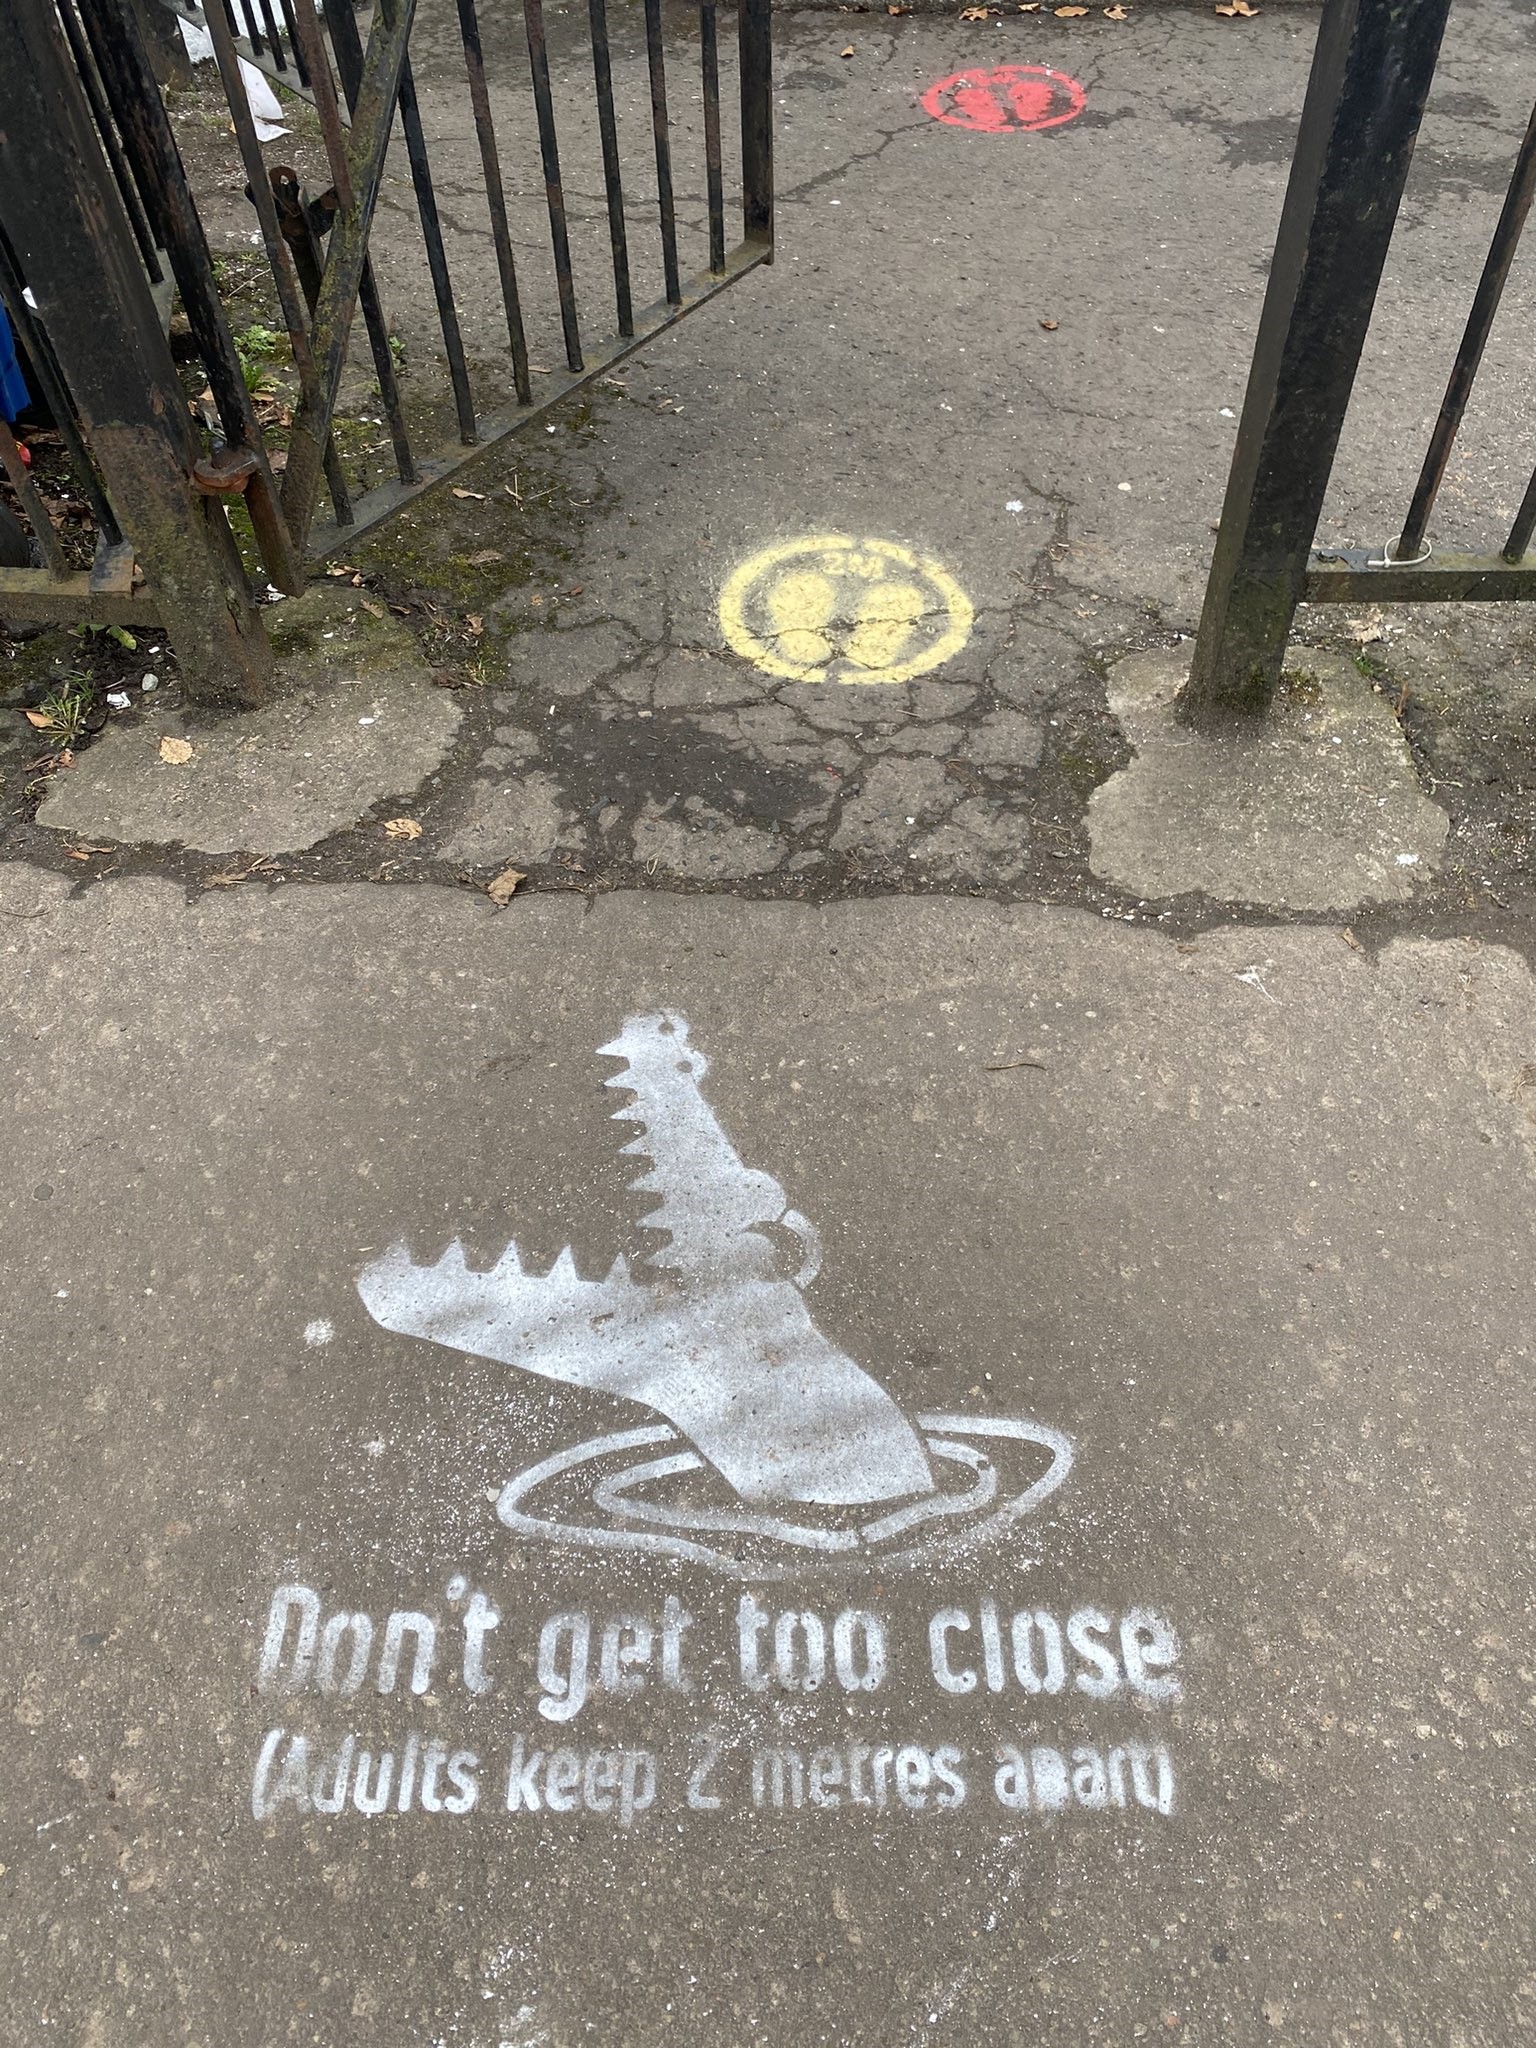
[1186,0,1536,722]
[0,0,772,703]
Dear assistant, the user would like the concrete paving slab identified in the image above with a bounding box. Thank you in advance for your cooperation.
[1088,649,1450,911]
[441,773,577,868]
[2,874,1532,2045]
[33,594,461,856]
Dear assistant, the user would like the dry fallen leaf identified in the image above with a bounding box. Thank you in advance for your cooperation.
[1341,927,1364,953]
[450,487,487,501]
[1018,3,1040,10]
[466,548,503,565]
[1104,3,1129,15]
[360,598,386,618]
[959,5,990,16]
[1039,317,1059,331]
[383,817,424,840]
[487,865,526,906]
[1215,0,1258,13]
[1346,609,1385,646]
[23,709,52,729]
[840,43,855,56]
[1055,5,1088,14]
[887,5,910,13]
[158,736,193,765]
[205,856,279,889]
[465,614,485,639]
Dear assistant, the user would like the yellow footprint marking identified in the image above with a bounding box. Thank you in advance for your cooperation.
[765,568,838,669]
[718,534,973,685]
[845,580,925,673]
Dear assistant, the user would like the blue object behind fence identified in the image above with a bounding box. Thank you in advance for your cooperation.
[0,305,30,422]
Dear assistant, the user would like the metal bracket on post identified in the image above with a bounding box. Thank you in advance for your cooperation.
[0,0,273,705]
[1180,0,1454,725]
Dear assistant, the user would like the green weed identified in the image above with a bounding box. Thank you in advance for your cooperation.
[234,323,287,393]
[32,672,95,746]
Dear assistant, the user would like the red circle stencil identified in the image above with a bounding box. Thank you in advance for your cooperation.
[921,64,1087,134]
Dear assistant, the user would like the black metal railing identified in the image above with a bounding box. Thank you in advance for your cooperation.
[163,0,774,558]
[1185,0,1536,721]
[0,0,773,700]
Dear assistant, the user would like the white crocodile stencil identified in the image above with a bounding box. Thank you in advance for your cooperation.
[357,1012,1073,1575]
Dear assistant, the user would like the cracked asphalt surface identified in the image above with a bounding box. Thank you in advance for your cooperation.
[5,9,1536,2046]
[6,0,1536,941]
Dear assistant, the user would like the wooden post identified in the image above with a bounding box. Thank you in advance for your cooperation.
[0,0,272,706]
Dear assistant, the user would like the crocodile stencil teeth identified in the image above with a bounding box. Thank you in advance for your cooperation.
[357,1011,1072,1575]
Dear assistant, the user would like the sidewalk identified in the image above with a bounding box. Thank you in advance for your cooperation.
[10,0,1536,924]
[2,5,1535,2045]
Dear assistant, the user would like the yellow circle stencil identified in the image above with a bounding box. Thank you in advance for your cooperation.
[718,534,974,685]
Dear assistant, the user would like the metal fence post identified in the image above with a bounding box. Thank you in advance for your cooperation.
[1180,0,1453,724]
[0,0,273,707]
[129,0,193,87]
[739,0,773,252]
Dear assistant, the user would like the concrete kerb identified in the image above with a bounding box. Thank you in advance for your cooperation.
[1086,647,1450,913]
[32,586,463,856]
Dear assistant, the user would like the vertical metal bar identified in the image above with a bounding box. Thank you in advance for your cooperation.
[320,0,421,486]
[254,0,289,71]
[643,0,681,306]
[0,227,122,543]
[73,0,303,593]
[56,0,164,283]
[277,0,310,85]
[1501,468,1536,562]
[394,53,478,445]
[279,0,419,549]
[588,0,634,335]
[0,416,68,574]
[456,0,534,399]
[1182,0,1454,724]
[236,0,266,57]
[738,0,772,250]
[700,0,726,276]
[287,0,355,208]
[1397,98,1536,562]
[265,172,363,520]
[0,0,271,701]
[357,265,418,484]
[523,0,583,372]
[199,0,352,522]
[129,0,193,87]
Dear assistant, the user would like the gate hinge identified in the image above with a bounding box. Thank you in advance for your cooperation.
[191,447,260,496]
